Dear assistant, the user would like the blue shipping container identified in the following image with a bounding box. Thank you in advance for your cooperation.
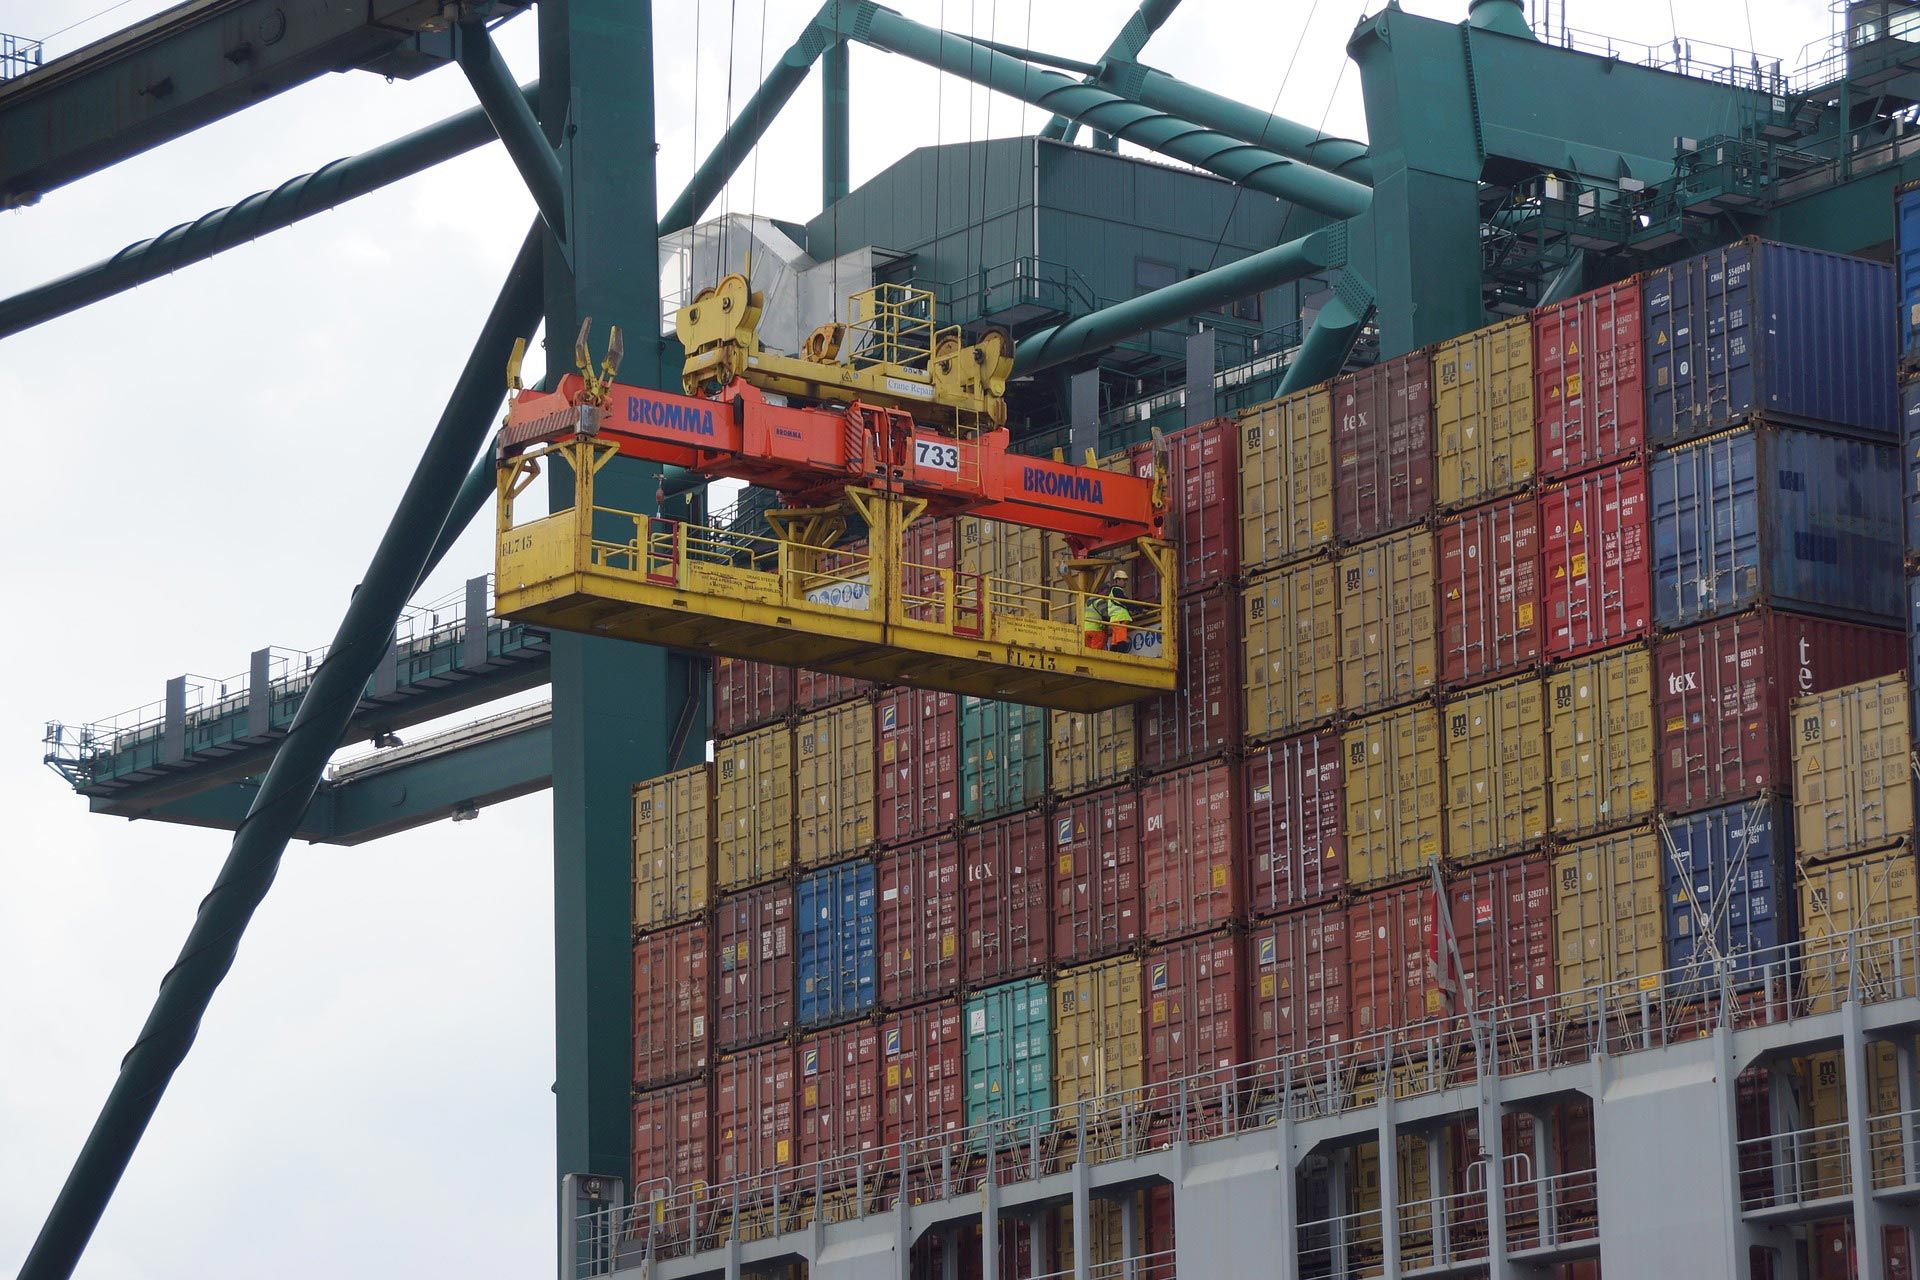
[1649,424,1904,630]
[1662,799,1795,990]
[1645,239,1896,446]
[797,860,877,1027]
[1898,182,1920,370]
[1902,379,1920,556]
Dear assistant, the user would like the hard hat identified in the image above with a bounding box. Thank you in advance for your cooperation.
[1110,567,1129,582]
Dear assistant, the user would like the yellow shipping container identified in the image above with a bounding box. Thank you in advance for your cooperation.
[795,701,874,866]
[1353,1135,1441,1265]
[1799,847,1920,1015]
[960,514,1053,590]
[1343,705,1444,887]
[1054,956,1143,1115]
[1792,674,1913,864]
[1551,826,1664,1012]
[1243,560,1340,741]
[1547,646,1655,837]
[1053,1191,1147,1280]
[1238,387,1335,572]
[1443,674,1547,863]
[632,765,713,933]
[715,723,792,890]
[1338,528,1437,713]
[1432,315,1534,510]
[1805,1043,1905,1193]
[1049,706,1136,797]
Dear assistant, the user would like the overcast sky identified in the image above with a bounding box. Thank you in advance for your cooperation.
[0,0,1839,1275]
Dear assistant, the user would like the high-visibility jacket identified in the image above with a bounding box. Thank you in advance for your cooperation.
[1083,591,1132,630]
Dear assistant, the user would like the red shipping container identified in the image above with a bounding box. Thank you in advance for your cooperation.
[713,1044,794,1181]
[1244,733,1345,915]
[876,687,959,847]
[714,883,794,1052]
[1051,786,1142,964]
[875,836,963,1008]
[713,656,790,738]
[1141,760,1240,942]
[1813,1220,1914,1280]
[1437,494,1542,686]
[1534,277,1644,479]
[1347,881,1435,1046]
[914,1220,1036,1280]
[1653,613,1905,813]
[1138,587,1238,772]
[796,1022,882,1168]
[963,810,1051,985]
[1334,348,1435,543]
[1449,855,1554,1017]
[1134,418,1238,593]
[633,921,711,1087]
[632,1080,711,1198]
[794,666,870,712]
[879,1002,966,1148]
[1145,932,1248,1085]
[1248,905,1351,1062]
[1541,462,1650,659]
[901,515,957,617]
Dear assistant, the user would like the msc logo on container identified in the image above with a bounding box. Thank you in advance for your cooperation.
[626,393,716,436]
[1022,466,1103,504]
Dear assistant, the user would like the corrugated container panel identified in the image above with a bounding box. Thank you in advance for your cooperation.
[963,978,1053,1131]
[875,687,958,848]
[1347,882,1433,1043]
[960,697,1046,820]
[1238,386,1335,572]
[1548,646,1656,838]
[1437,494,1542,686]
[1337,527,1438,713]
[632,1079,710,1197]
[1534,277,1645,479]
[1654,613,1906,814]
[1052,1192,1153,1280]
[1352,1136,1439,1238]
[963,810,1051,986]
[796,860,877,1028]
[1551,827,1664,1010]
[795,701,875,867]
[1158,417,1239,592]
[1443,674,1549,864]
[1138,588,1238,770]
[1900,182,1920,371]
[1433,315,1535,510]
[1140,760,1240,942]
[1649,426,1903,630]
[1243,733,1345,915]
[713,1045,794,1181]
[1903,381,1920,553]
[714,723,792,891]
[1806,1043,1905,1193]
[1242,560,1341,742]
[714,883,794,1052]
[1800,847,1920,1014]
[1052,786,1142,964]
[879,1002,966,1148]
[957,515,1050,589]
[1247,905,1350,1060]
[1048,705,1136,798]
[1645,239,1896,446]
[875,837,962,1009]
[1054,956,1144,1110]
[632,765,712,934]
[1792,674,1914,862]
[714,656,790,738]
[1342,704,1443,888]
[1333,348,1435,542]
[795,1022,882,1167]
[1144,933,1247,1084]
[1540,462,1651,660]
[1449,855,1555,1016]
[1810,1217,1914,1280]
[1913,578,1920,737]
[632,921,711,1087]
[1662,799,1795,988]
[793,665,871,714]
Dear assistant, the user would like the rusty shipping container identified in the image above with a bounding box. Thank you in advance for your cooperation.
[1433,314,1535,509]
[713,1044,795,1181]
[963,810,1051,986]
[1144,932,1247,1086]
[1551,827,1664,1010]
[633,921,711,1087]
[1436,494,1541,686]
[879,1002,966,1148]
[1801,847,1920,1015]
[1049,704,1136,798]
[1337,527,1438,713]
[1139,587,1238,771]
[1444,674,1548,864]
[1157,417,1238,592]
[795,701,875,866]
[1333,348,1435,542]
[794,666,870,713]
[795,1022,882,1167]
[632,764,712,934]
[1792,674,1914,862]
[1238,386,1335,573]
[714,656,790,738]
[1242,560,1341,742]
[1534,277,1644,479]
[1343,704,1444,888]
[1654,613,1906,814]
[632,1079,710,1197]
[1243,732,1345,915]
[714,722,792,890]
[875,837,963,1009]
[1052,786,1142,965]
[1141,759,1240,943]
[1055,955,1145,1110]
[1540,462,1650,660]
[1548,645,1656,837]
[1247,905,1350,1061]
[875,686,958,848]
[714,882,794,1051]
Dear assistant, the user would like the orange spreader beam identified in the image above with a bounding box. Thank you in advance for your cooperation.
[497,374,1161,552]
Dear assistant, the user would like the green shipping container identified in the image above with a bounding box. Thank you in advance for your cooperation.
[964,978,1053,1135]
[961,697,1047,820]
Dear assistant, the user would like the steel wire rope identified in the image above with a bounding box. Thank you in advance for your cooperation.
[38,0,140,43]
[719,0,741,285]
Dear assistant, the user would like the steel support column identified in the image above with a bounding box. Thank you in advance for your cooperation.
[822,39,851,207]
[1478,1033,1515,1280]
[1377,1040,1401,1276]
[1845,1003,1890,1280]
[458,22,567,240]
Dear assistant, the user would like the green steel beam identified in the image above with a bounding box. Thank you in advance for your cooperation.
[1040,0,1183,144]
[456,22,567,241]
[823,39,851,207]
[1100,59,1373,183]
[1278,271,1376,394]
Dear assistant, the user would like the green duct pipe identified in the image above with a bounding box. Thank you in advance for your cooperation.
[456,23,567,239]
[822,39,851,206]
[1278,271,1377,394]
[1040,0,1185,144]
[834,0,1372,220]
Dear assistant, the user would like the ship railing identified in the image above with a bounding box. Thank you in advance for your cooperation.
[1871,1104,1920,1191]
[1737,1118,1855,1211]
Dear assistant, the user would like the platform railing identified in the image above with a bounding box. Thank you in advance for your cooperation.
[1737,1118,1856,1211]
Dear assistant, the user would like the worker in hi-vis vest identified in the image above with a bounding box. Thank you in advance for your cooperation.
[1082,568,1132,651]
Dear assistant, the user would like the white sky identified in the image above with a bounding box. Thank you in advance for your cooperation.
[0,0,1839,1275]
